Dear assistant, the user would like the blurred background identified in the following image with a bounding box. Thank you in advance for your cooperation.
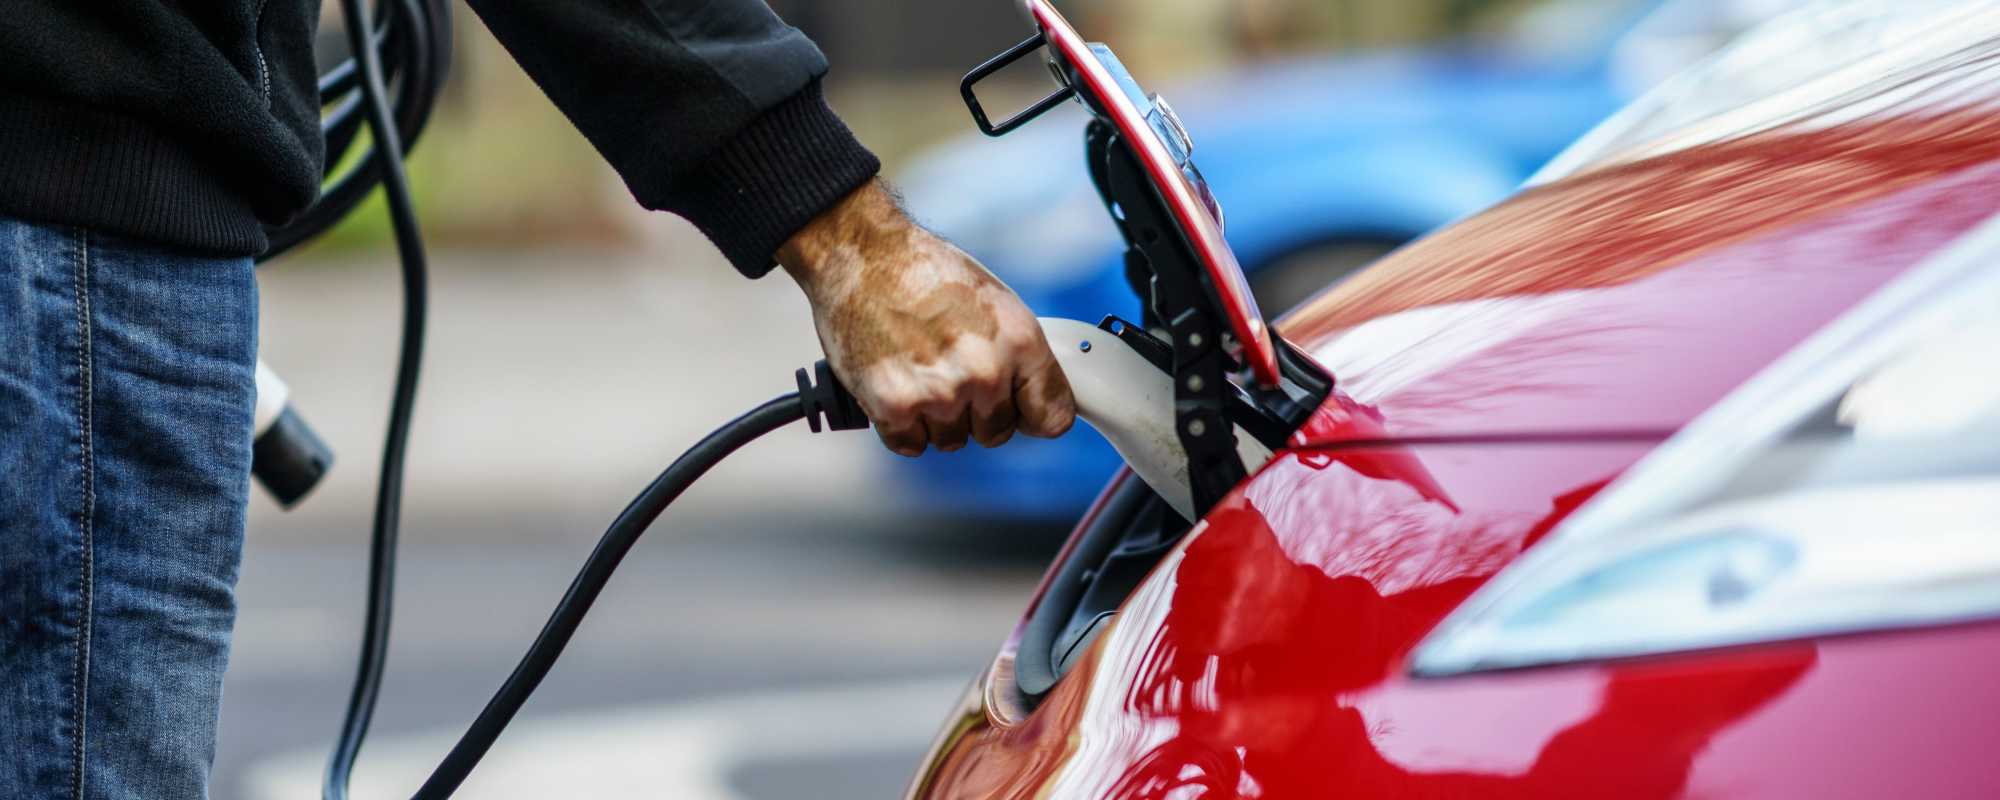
[226,0,1787,797]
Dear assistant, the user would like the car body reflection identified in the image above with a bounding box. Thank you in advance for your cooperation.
[910,9,2000,796]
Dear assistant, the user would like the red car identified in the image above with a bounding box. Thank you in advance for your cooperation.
[911,1,2000,797]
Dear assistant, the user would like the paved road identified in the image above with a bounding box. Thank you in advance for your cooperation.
[217,515,1049,800]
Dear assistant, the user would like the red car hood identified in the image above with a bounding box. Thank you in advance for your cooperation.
[1277,108,2000,447]
[916,132,2000,795]
[912,15,2000,798]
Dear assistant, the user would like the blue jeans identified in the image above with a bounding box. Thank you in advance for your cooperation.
[0,216,257,799]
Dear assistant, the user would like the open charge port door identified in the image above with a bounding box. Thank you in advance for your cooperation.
[1017,476,1191,699]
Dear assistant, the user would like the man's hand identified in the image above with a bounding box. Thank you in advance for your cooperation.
[779,181,1076,456]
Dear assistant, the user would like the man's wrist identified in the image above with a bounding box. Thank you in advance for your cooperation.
[778,179,909,293]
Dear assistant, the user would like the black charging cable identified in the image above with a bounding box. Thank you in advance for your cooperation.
[317,1,872,796]
[267,0,451,263]
[324,0,429,797]
[412,375,865,797]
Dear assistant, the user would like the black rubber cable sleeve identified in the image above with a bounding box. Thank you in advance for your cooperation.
[266,0,450,261]
[323,0,430,795]
[317,14,393,101]
[311,3,823,796]
[408,394,808,799]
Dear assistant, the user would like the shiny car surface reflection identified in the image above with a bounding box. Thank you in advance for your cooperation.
[890,0,1800,520]
[909,1,2000,797]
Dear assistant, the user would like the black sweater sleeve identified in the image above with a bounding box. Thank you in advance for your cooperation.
[466,0,881,276]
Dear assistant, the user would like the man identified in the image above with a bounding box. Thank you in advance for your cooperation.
[0,2,1075,798]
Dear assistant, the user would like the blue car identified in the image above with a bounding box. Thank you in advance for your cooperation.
[892,0,1791,519]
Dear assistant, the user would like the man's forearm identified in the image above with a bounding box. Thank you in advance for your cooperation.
[466,0,879,275]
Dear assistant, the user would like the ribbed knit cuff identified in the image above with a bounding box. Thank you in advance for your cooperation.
[671,80,881,278]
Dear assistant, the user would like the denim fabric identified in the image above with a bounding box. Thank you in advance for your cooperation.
[0,215,257,800]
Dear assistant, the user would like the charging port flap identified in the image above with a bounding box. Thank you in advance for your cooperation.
[1017,475,1189,698]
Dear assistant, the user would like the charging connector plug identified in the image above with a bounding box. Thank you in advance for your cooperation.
[796,360,870,432]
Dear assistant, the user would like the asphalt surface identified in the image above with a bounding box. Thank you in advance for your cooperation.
[219,240,1075,799]
[216,515,1046,800]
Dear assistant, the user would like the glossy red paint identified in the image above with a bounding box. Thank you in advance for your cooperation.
[1286,123,2000,444]
[909,24,2000,800]
[913,134,2000,800]
[919,444,2000,798]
